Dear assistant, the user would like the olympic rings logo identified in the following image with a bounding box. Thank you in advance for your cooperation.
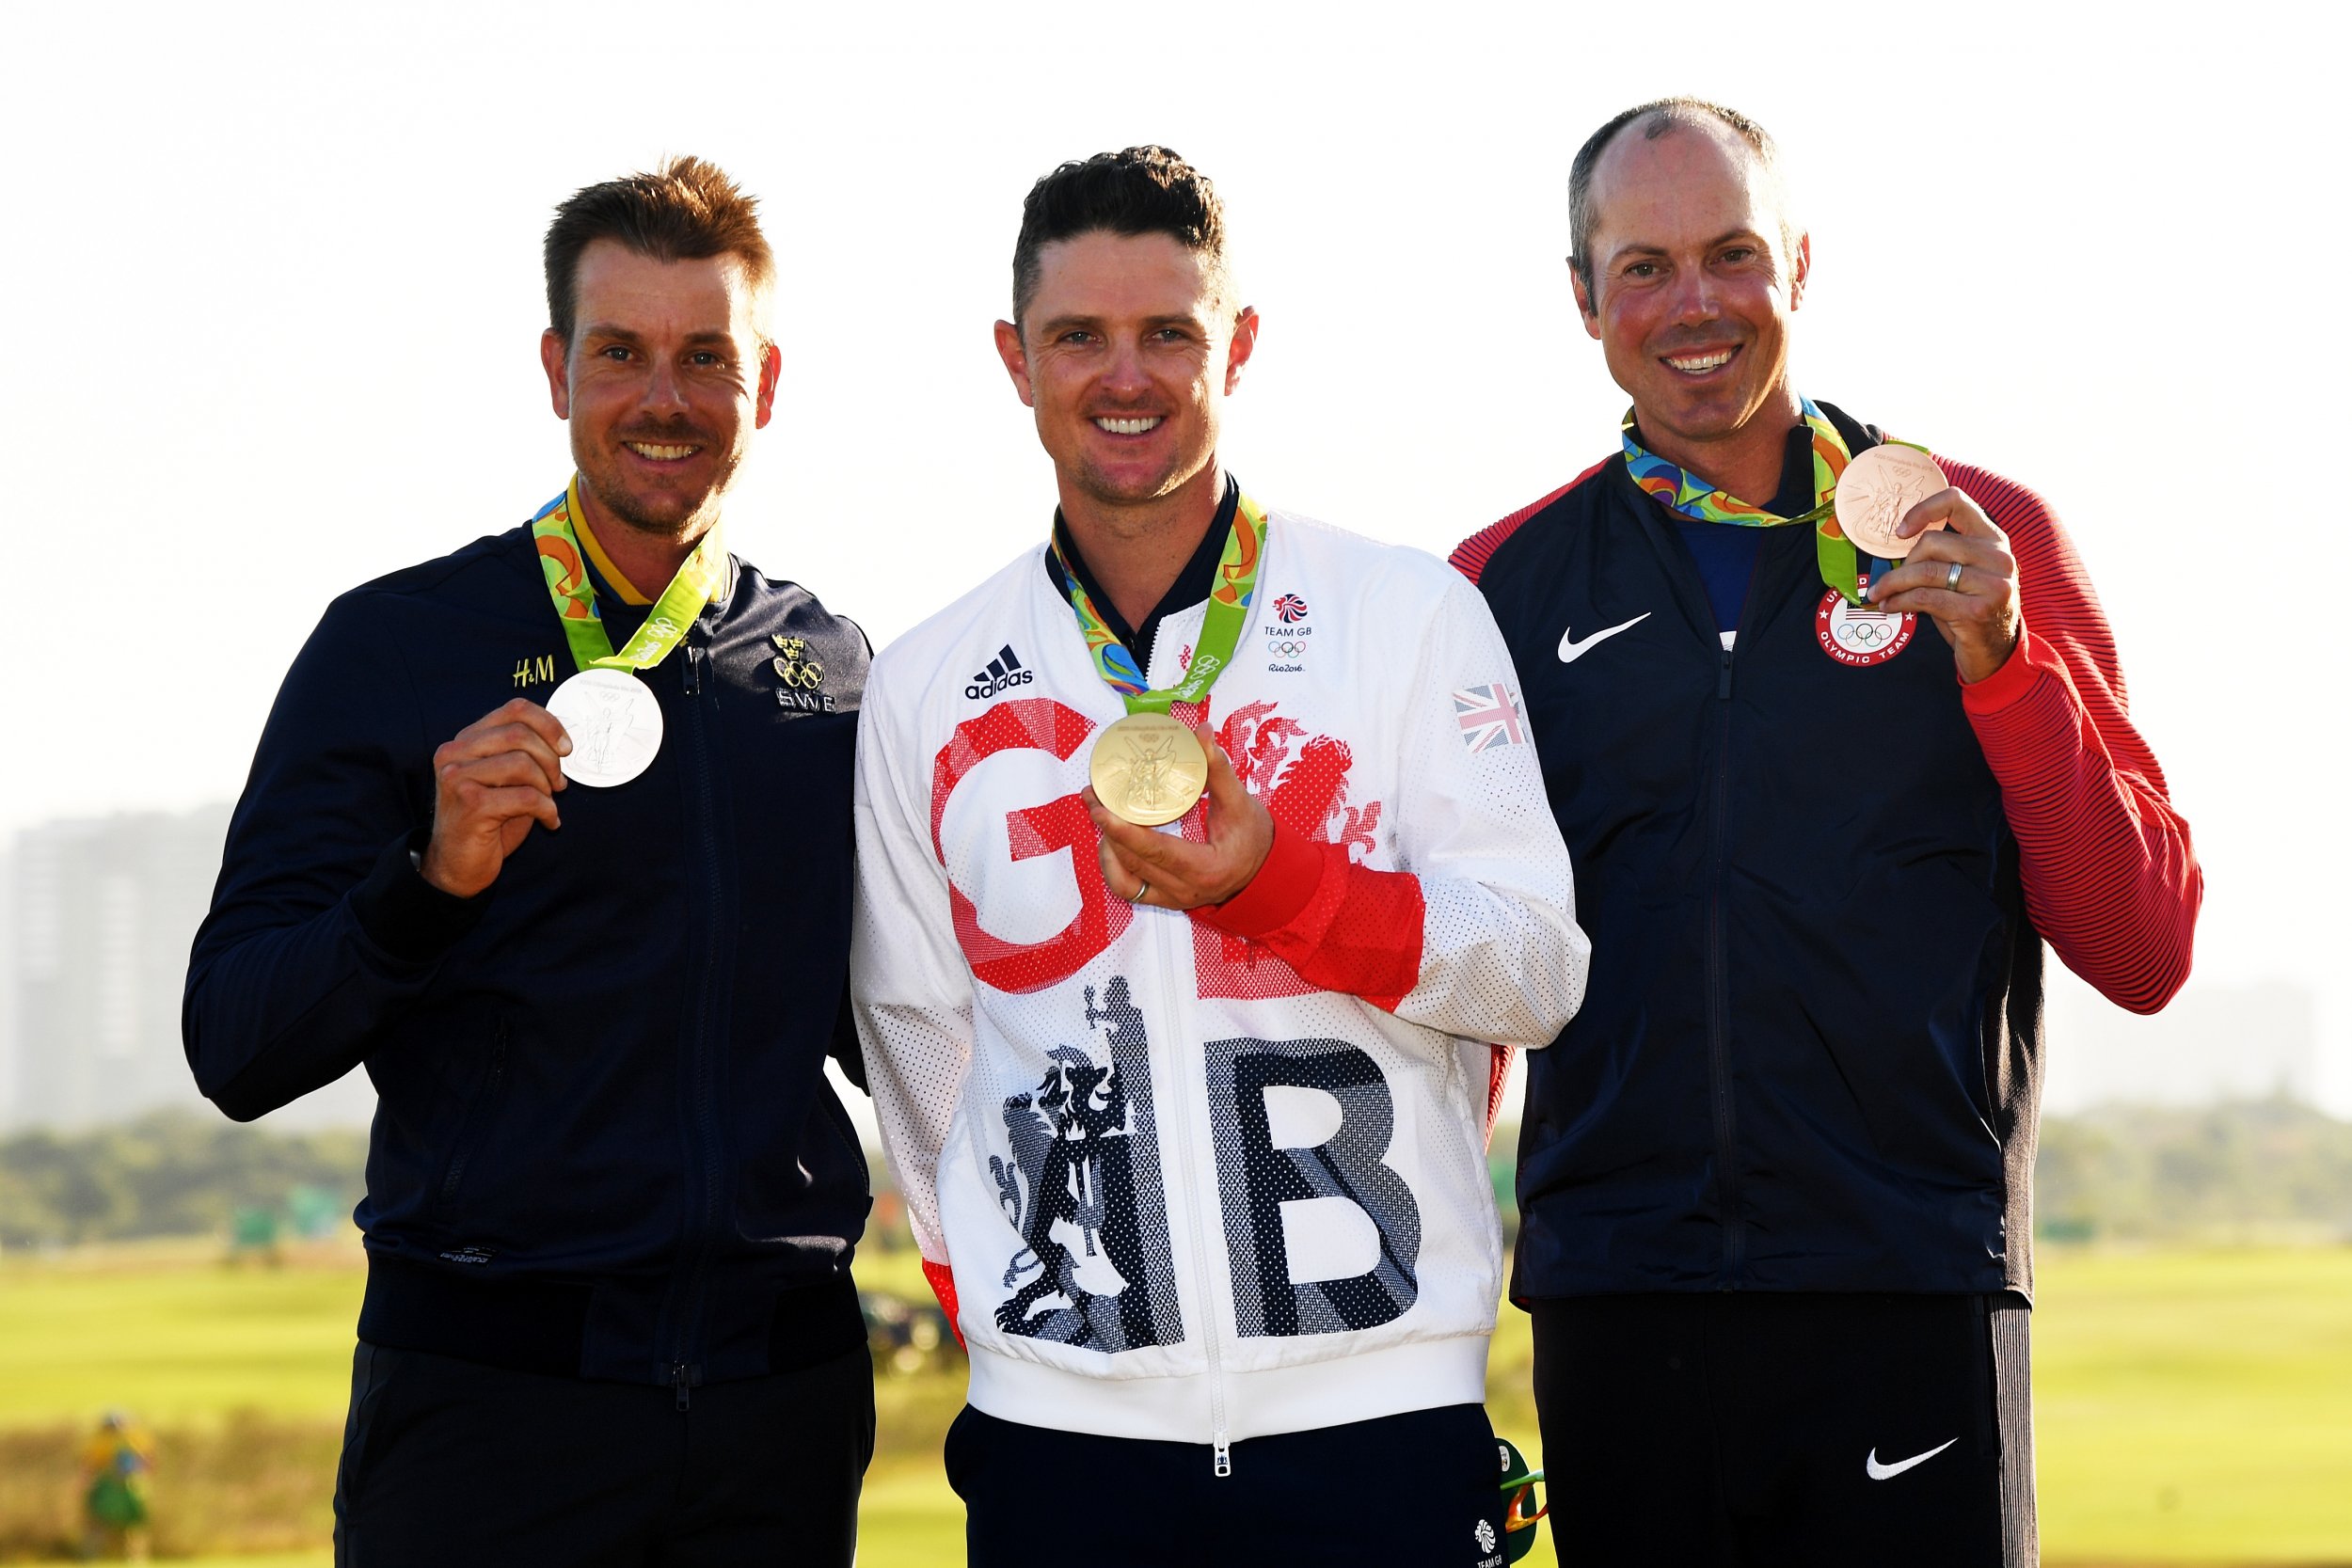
[1264,641,1306,657]
[774,656,824,689]
[1816,585,1915,667]
[1838,617,1896,647]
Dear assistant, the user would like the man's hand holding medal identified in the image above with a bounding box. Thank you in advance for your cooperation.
[418,698,573,898]
[1859,476,2024,685]
[1828,445,2024,684]
[1083,718,1275,911]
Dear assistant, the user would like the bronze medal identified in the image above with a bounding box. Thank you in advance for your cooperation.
[1089,712,1209,827]
[1834,445,1949,560]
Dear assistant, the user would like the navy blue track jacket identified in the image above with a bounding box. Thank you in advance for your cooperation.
[184,517,871,1390]
[1457,405,2049,1302]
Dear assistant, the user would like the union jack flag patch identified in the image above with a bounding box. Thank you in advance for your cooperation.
[1453,683,1525,753]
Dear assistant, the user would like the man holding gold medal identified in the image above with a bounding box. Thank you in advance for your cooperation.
[1454,101,2204,1563]
[852,146,1588,1563]
[186,159,874,1564]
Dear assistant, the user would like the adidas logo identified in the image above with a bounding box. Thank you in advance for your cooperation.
[964,643,1034,701]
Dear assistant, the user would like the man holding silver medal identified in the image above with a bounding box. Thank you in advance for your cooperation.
[185,158,874,1565]
[851,146,1588,1564]
[1454,100,2204,1563]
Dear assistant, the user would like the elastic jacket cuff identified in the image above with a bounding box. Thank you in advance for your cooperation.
[1959,618,2056,713]
[1195,819,1324,939]
[349,832,490,967]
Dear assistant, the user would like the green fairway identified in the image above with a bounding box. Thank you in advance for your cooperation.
[7,1240,2347,1565]
[2032,1245,2352,1564]
[0,1239,361,1429]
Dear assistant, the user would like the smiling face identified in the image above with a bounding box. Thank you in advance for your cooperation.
[993,230,1256,522]
[1576,119,1807,489]
[538,240,781,541]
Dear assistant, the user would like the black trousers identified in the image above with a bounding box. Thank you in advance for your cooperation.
[1530,1292,2036,1567]
[950,1402,1512,1567]
[333,1339,873,1568]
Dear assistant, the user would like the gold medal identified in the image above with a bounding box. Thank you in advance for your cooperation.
[1089,712,1209,827]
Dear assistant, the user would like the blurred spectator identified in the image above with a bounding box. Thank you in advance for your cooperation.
[79,1410,152,1561]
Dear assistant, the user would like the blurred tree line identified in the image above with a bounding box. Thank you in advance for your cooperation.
[0,1111,365,1249]
[2034,1097,2352,1242]
[4,1101,2349,1251]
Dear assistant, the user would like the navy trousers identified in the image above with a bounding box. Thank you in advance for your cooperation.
[333,1339,872,1567]
[951,1401,1512,1567]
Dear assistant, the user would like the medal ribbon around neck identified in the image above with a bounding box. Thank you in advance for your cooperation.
[1051,491,1268,715]
[531,476,727,673]
[1620,400,1928,607]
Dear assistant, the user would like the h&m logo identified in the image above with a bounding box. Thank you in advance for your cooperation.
[513,654,557,689]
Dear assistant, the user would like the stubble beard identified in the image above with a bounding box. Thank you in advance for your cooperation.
[577,431,743,545]
[1065,424,1218,533]
[1074,455,1182,514]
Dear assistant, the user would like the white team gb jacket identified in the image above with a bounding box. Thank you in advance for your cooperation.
[851,502,1588,1461]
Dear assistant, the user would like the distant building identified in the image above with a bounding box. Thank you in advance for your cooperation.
[2,805,375,1131]
[0,842,15,1127]
[2043,968,2320,1112]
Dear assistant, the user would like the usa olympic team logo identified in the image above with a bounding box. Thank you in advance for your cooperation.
[1815,586,1916,667]
[1270,593,1309,624]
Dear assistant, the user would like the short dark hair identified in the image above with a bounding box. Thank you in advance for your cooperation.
[544,155,775,349]
[1568,99,1792,307]
[1010,146,1230,329]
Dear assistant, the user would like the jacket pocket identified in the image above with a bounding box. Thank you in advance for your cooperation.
[730,1078,871,1243]
[427,1014,512,1224]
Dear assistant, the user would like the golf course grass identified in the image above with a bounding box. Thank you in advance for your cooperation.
[1,1238,2344,1564]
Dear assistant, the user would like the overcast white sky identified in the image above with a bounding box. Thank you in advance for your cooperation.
[7,1,2346,1107]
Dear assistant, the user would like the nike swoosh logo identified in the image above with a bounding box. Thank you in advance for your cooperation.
[1866,1438,1958,1481]
[1557,612,1652,664]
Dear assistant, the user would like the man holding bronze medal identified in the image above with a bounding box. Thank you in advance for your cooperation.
[1454,101,2204,1563]
[185,158,874,1565]
[852,146,1588,1563]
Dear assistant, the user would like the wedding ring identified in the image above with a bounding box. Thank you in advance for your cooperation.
[1135,880,1151,904]
[1945,561,1965,593]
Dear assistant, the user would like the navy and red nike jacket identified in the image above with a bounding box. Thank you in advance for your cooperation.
[1454,403,2201,1300]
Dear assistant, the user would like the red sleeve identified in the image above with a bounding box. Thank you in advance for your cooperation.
[1944,461,2202,1014]
[1190,821,1427,1012]
[922,1258,965,1349]
[1485,1044,1516,1148]
[1448,458,1612,584]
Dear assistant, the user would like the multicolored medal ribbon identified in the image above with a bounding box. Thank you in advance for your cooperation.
[1620,401,1936,607]
[1496,1436,1548,1563]
[532,476,726,673]
[526,476,727,787]
[1053,488,1268,825]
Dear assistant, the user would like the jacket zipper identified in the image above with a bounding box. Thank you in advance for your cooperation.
[670,638,722,1409]
[1701,510,1780,1286]
[1706,643,1746,1284]
[1152,907,1232,1475]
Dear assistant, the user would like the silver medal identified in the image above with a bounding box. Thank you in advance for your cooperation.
[546,668,662,787]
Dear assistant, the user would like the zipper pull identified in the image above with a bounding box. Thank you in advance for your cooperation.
[1717,645,1734,700]
[1213,1437,1232,1478]
[672,1362,697,1411]
[681,645,703,696]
